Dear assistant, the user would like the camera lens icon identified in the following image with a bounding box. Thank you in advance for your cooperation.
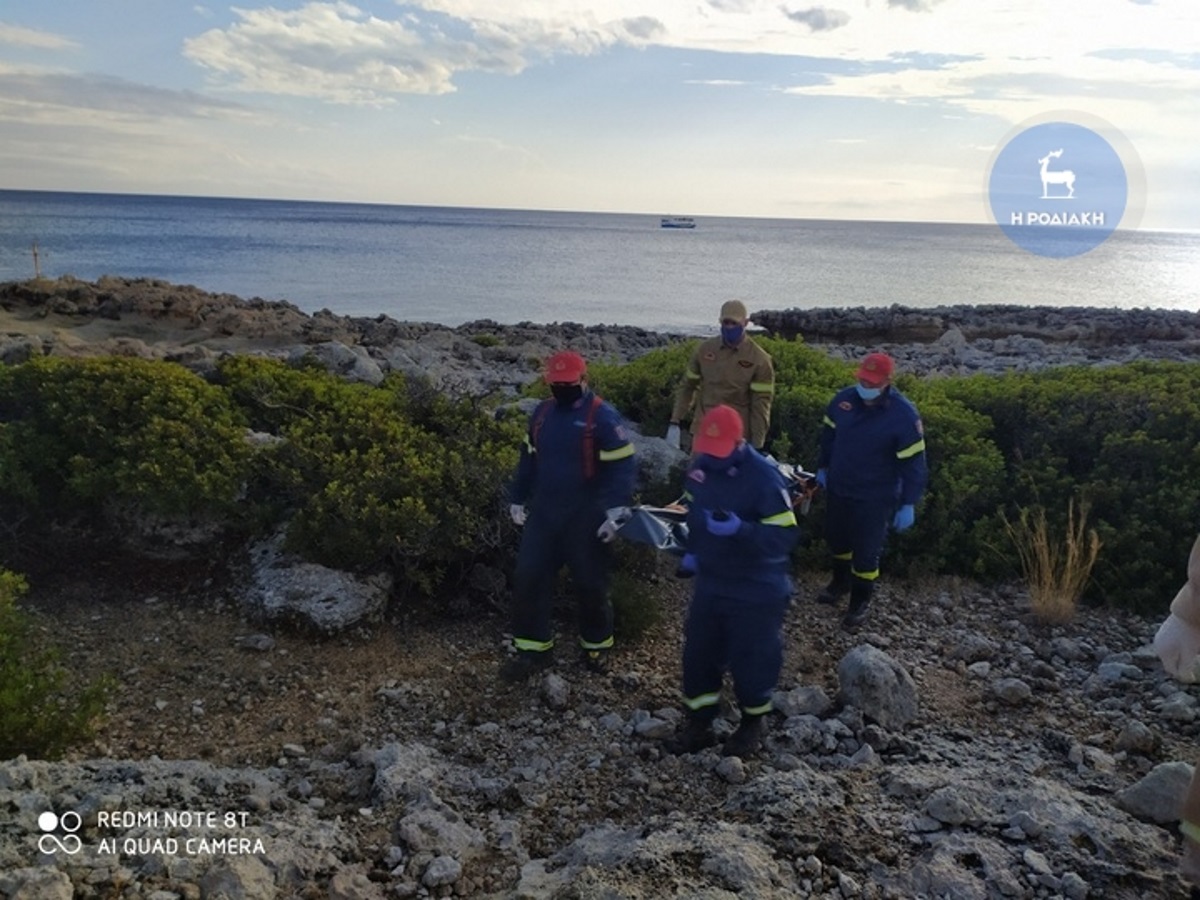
[38,810,83,855]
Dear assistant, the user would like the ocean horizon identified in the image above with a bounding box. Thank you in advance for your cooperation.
[2,189,1198,333]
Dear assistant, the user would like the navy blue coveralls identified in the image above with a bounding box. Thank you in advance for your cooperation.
[508,392,636,659]
[817,385,927,585]
[681,445,800,717]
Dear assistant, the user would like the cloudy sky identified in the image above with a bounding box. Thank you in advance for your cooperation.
[2,0,1198,229]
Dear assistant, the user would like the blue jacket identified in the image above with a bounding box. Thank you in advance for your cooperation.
[683,444,799,594]
[817,385,927,505]
[509,392,636,517]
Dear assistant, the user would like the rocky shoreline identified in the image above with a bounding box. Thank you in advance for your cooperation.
[2,276,1200,899]
[4,277,1200,397]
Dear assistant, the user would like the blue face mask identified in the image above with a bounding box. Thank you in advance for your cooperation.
[856,384,883,401]
[720,324,745,345]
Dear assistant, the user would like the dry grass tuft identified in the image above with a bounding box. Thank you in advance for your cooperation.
[1004,499,1101,624]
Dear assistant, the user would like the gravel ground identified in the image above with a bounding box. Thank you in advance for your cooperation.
[6,537,1196,899]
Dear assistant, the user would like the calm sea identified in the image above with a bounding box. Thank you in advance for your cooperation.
[1,190,1197,333]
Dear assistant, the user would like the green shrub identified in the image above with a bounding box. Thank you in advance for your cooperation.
[888,378,1008,580]
[0,356,251,520]
[611,544,664,640]
[5,344,1199,619]
[0,570,111,759]
[596,342,1200,612]
[217,357,521,596]
[940,362,1200,611]
[586,343,695,436]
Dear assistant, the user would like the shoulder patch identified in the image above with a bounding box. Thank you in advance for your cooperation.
[737,359,754,368]
[838,400,853,411]
[915,418,924,435]
[687,468,707,484]
[702,351,717,362]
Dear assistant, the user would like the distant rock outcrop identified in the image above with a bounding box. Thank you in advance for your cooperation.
[5,278,1200,392]
[752,303,1200,346]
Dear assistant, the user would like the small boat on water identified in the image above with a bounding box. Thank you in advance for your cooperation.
[660,216,696,229]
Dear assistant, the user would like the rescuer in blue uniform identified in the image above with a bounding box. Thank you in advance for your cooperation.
[503,350,636,681]
[815,352,927,629]
[667,404,799,758]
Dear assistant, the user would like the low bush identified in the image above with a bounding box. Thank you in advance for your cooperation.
[0,570,111,759]
[216,357,521,597]
[606,345,1200,613]
[0,356,251,522]
[3,346,1198,617]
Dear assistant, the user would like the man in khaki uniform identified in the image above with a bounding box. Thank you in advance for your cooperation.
[667,300,775,450]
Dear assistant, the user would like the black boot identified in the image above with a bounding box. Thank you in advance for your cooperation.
[666,709,718,755]
[499,651,553,683]
[722,712,766,759]
[817,557,852,605]
[841,578,874,629]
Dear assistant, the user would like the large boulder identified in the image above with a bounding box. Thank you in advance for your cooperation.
[241,531,392,634]
[837,643,919,730]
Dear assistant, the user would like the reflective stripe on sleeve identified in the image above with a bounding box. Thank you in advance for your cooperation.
[761,510,798,527]
[750,382,774,394]
[599,443,635,462]
[897,439,926,459]
[822,415,836,428]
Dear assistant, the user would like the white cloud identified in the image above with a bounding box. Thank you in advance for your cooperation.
[0,21,78,50]
[182,1,665,103]
[173,1,1200,111]
[4,0,1199,225]
[0,66,253,122]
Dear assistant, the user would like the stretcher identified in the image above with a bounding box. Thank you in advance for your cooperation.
[613,459,818,555]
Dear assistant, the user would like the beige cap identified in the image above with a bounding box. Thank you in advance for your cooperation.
[719,299,748,322]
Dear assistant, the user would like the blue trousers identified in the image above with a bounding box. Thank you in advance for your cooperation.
[512,507,613,650]
[682,581,790,712]
[823,490,892,578]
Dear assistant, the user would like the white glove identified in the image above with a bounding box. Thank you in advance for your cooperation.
[1154,613,1200,682]
[509,504,527,526]
[665,424,681,449]
[597,507,627,543]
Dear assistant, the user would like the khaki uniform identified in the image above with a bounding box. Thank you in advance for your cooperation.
[671,337,775,448]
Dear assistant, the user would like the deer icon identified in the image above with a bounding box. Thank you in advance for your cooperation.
[1038,149,1075,199]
